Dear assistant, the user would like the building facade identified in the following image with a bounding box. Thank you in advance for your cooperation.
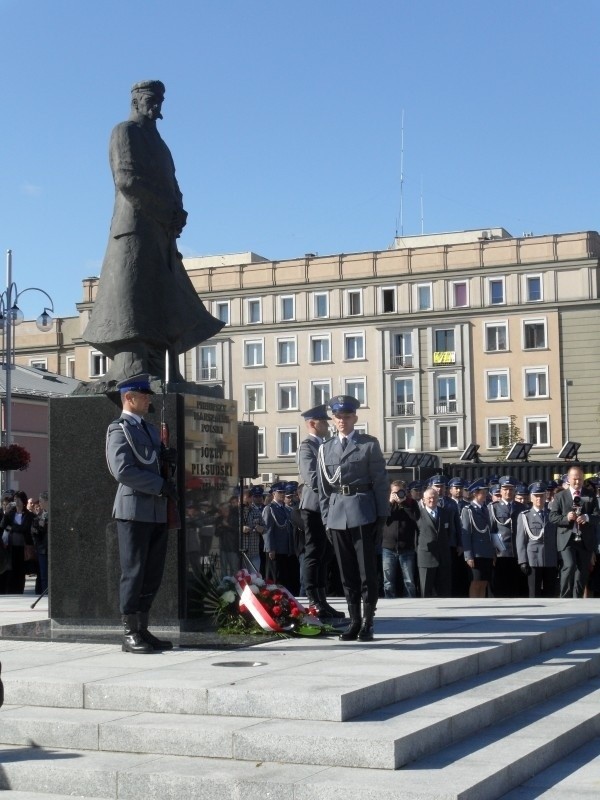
[11,230,600,480]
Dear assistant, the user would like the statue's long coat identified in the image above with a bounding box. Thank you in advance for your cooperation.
[83,119,222,358]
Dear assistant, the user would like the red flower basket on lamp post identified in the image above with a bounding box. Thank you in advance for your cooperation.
[0,444,30,472]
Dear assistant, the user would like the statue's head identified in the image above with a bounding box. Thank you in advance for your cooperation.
[131,80,165,121]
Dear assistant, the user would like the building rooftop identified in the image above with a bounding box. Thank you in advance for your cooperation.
[0,365,80,398]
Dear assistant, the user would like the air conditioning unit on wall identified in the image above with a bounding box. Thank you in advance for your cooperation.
[260,472,278,484]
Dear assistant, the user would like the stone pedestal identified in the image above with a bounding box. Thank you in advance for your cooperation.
[48,392,238,638]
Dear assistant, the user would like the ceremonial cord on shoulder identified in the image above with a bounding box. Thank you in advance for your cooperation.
[468,507,490,535]
[117,421,159,467]
[317,442,342,487]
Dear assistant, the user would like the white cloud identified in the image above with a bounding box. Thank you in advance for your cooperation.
[20,183,43,197]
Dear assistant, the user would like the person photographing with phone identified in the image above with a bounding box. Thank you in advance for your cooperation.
[381,480,419,598]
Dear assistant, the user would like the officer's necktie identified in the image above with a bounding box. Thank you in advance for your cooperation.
[341,437,348,451]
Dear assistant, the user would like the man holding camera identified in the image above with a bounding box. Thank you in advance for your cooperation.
[549,465,596,598]
[381,480,419,598]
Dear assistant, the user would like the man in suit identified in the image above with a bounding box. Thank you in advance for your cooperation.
[416,488,453,597]
[106,374,178,653]
[317,395,389,641]
[549,465,596,598]
[297,405,344,620]
[489,475,528,597]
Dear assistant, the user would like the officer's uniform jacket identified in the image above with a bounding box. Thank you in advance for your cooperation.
[317,432,388,529]
[262,502,294,554]
[489,500,526,558]
[516,506,558,568]
[297,435,323,513]
[549,489,596,552]
[460,502,495,560]
[106,414,167,523]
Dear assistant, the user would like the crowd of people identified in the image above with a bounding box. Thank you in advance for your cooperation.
[233,461,600,619]
[0,489,49,595]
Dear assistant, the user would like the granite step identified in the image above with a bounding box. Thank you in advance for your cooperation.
[1,680,600,800]
[2,613,598,723]
[1,636,599,772]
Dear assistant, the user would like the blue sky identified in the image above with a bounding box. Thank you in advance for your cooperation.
[2,0,600,318]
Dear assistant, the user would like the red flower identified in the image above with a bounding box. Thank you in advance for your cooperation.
[290,607,302,618]
[272,605,282,617]
[239,603,247,613]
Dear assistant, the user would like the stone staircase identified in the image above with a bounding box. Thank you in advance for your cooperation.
[1,601,600,799]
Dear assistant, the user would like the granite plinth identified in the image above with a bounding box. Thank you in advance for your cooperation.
[48,394,182,626]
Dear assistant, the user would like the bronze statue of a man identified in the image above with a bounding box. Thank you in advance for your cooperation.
[82,80,223,389]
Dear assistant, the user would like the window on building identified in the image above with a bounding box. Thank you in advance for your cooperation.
[344,379,365,406]
[485,322,508,352]
[436,376,457,413]
[527,417,550,446]
[526,275,542,302]
[90,351,108,377]
[396,425,416,450]
[381,287,396,313]
[29,359,47,371]
[198,345,217,381]
[487,370,509,400]
[354,424,367,435]
[438,424,458,450]
[278,428,298,456]
[313,292,329,318]
[310,336,330,363]
[452,281,468,308]
[523,319,547,349]
[392,332,413,367]
[244,385,265,413]
[244,340,264,367]
[66,356,76,378]
[277,338,297,365]
[247,298,262,324]
[311,380,331,406]
[525,368,548,398]
[257,428,266,457]
[346,289,362,316]
[435,329,455,352]
[417,284,432,311]
[488,278,505,305]
[278,383,298,411]
[488,419,510,449]
[215,301,230,325]
[345,333,365,360]
[280,295,295,321]
[394,378,414,416]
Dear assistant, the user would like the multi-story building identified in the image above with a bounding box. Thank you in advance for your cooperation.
[10,229,600,480]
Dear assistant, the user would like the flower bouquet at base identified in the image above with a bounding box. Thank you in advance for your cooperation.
[206,567,338,637]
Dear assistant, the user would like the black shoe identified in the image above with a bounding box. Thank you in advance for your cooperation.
[121,616,153,653]
[339,604,362,641]
[357,603,375,642]
[122,631,154,653]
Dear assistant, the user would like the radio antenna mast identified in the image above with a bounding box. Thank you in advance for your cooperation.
[395,109,405,238]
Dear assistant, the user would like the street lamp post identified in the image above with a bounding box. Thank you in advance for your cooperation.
[1,250,55,490]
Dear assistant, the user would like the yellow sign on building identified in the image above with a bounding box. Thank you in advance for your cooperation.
[433,351,456,364]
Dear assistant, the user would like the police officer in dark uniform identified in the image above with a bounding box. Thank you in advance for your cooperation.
[297,404,344,620]
[106,374,177,653]
[317,395,388,641]
[516,481,558,597]
[489,475,528,597]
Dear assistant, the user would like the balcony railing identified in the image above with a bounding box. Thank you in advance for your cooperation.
[199,366,218,381]
[394,401,415,416]
[436,400,457,414]
[390,354,414,369]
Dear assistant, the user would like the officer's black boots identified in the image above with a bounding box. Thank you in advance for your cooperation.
[358,603,375,642]
[339,604,362,640]
[122,614,153,653]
